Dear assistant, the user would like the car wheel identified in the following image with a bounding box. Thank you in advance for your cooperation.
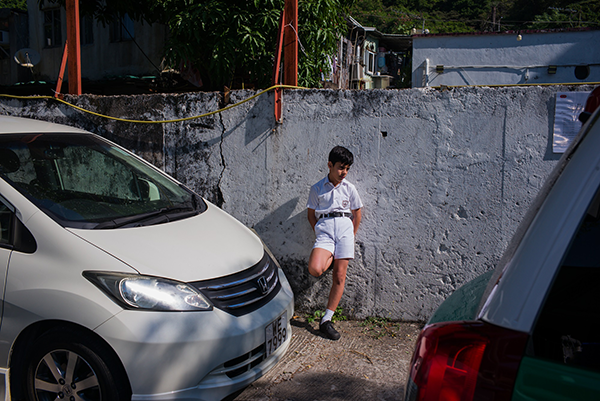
[20,328,130,401]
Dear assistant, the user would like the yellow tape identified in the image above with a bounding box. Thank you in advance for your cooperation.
[0,84,306,124]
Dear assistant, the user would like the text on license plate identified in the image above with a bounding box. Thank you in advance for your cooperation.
[265,311,288,358]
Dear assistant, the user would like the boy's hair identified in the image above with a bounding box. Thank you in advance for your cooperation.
[328,146,354,166]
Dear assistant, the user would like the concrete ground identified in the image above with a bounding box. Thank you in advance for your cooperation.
[233,316,423,401]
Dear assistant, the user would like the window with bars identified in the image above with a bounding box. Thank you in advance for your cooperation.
[43,9,62,48]
[110,14,134,42]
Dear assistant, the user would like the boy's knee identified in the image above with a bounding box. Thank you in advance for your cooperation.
[308,265,323,277]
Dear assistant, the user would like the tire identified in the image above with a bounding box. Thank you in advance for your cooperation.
[18,328,131,401]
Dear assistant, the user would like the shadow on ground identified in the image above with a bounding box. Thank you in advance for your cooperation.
[233,317,423,401]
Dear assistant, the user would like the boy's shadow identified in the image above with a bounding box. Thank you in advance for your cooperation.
[291,318,326,338]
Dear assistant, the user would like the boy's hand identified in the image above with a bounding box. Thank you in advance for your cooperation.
[352,208,362,235]
[307,208,317,231]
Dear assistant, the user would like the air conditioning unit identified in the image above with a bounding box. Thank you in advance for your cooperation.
[0,31,9,45]
[351,63,364,80]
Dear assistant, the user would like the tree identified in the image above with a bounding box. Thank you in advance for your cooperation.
[349,0,599,34]
[0,0,27,10]
[40,0,353,90]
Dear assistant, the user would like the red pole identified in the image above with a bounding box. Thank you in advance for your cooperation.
[65,0,82,94]
[54,40,69,98]
[273,11,285,122]
[283,0,298,86]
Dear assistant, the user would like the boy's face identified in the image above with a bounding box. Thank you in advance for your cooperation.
[328,161,350,186]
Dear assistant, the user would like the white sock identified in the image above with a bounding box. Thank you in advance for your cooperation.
[321,309,335,324]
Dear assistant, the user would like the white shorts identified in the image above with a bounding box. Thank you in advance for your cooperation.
[313,216,355,259]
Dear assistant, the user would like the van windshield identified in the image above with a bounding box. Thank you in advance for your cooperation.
[0,133,206,229]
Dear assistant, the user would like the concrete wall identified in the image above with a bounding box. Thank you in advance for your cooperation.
[413,29,600,87]
[0,85,593,321]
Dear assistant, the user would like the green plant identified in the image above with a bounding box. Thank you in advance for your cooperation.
[305,307,347,323]
[333,306,348,322]
[360,316,400,339]
[305,309,325,324]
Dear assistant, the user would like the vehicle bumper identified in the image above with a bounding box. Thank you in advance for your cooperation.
[94,269,294,401]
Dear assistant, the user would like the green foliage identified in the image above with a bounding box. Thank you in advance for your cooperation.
[305,307,347,323]
[40,0,351,89]
[360,316,401,338]
[525,1,600,30]
[0,0,27,10]
[160,0,284,90]
[350,0,599,34]
[32,0,600,89]
[297,0,351,87]
[305,309,325,323]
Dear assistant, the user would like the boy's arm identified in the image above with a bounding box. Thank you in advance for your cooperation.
[307,208,318,231]
[352,208,362,235]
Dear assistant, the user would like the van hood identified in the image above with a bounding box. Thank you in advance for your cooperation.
[68,203,265,282]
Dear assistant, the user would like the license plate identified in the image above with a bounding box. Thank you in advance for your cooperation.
[265,311,288,358]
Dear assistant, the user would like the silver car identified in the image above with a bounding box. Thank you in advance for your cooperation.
[0,116,294,401]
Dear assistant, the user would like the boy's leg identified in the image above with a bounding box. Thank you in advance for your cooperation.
[326,258,349,311]
[308,247,334,277]
[319,258,349,341]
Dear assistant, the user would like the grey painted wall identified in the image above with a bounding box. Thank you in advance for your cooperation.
[413,30,600,87]
[0,85,592,321]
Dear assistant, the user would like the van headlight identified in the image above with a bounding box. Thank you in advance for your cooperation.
[83,272,213,311]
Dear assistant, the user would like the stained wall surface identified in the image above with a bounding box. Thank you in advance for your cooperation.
[1,85,592,321]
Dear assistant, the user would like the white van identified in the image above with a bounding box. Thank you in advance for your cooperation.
[0,116,294,401]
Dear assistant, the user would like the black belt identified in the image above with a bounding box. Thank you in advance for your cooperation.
[319,212,352,219]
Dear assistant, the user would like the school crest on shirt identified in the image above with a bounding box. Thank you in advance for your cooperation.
[342,200,350,208]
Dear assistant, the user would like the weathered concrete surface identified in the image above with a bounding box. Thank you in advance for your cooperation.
[232,318,423,401]
[0,85,591,321]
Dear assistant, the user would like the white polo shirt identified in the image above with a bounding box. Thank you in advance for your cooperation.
[306,176,363,217]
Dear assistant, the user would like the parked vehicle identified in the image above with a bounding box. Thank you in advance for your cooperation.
[0,116,294,401]
[405,93,600,401]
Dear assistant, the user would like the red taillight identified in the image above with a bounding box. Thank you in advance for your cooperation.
[579,86,600,123]
[406,321,528,401]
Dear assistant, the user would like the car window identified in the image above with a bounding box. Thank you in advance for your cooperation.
[0,133,206,229]
[529,184,600,372]
[0,200,12,246]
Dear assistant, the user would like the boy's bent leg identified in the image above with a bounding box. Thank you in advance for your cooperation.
[308,247,334,277]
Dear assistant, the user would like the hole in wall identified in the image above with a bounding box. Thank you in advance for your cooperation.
[574,65,590,80]
[381,131,388,137]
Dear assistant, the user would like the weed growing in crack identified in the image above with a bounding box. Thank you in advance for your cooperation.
[360,316,401,339]
[305,307,347,323]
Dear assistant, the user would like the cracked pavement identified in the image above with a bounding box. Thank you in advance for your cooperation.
[233,317,423,401]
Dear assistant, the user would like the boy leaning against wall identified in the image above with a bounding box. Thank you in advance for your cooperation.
[306,146,363,340]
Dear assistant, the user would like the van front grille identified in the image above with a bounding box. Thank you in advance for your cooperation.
[191,252,281,317]
[208,344,266,379]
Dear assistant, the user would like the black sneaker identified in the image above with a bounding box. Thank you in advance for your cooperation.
[319,320,341,340]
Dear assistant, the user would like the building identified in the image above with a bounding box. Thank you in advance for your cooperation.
[1,1,168,93]
[412,28,600,88]
[0,7,28,87]
[326,16,412,90]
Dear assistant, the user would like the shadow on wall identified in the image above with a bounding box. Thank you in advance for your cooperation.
[243,92,274,147]
[252,197,333,311]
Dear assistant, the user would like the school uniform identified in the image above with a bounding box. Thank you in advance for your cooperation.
[307,176,363,259]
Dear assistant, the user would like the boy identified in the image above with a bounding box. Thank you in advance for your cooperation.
[307,146,363,340]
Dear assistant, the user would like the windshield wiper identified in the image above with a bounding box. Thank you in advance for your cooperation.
[94,204,197,229]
